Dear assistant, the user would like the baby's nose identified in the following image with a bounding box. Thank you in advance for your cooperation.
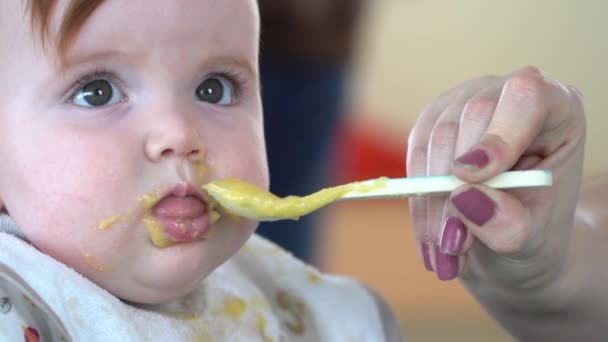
[144,115,205,162]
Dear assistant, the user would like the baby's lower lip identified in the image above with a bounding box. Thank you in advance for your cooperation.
[152,196,211,241]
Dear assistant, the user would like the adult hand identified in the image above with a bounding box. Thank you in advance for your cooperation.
[406,66,586,297]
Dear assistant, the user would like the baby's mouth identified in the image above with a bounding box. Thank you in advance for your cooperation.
[143,183,219,247]
[153,195,208,239]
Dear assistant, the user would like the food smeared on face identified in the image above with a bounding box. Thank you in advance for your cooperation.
[138,184,221,248]
[83,253,108,272]
[95,161,223,249]
[98,215,123,230]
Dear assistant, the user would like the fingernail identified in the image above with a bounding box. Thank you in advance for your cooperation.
[439,216,467,255]
[421,242,433,271]
[451,187,497,226]
[455,148,489,170]
[435,246,458,281]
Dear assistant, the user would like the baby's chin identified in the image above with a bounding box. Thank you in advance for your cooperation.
[60,244,218,305]
[97,268,211,305]
[116,282,200,305]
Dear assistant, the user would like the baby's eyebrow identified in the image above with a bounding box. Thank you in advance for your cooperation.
[203,55,258,78]
[60,50,257,79]
[59,49,136,72]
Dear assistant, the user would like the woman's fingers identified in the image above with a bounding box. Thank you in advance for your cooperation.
[407,78,492,266]
[426,117,459,242]
[407,66,586,285]
[453,66,579,182]
[425,116,460,279]
[423,83,503,279]
[453,85,502,162]
[433,88,501,278]
[438,215,476,256]
[407,97,449,246]
[448,185,538,262]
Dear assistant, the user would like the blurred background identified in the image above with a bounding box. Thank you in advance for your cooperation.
[258,0,607,340]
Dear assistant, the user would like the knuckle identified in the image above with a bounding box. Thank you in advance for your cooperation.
[406,146,427,176]
[562,84,587,131]
[462,96,497,123]
[417,101,442,122]
[552,82,587,133]
[566,84,585,108]
[518,65,544,76]
[407,128,425,149]
[430,120,460,148]
[504,72,548,104]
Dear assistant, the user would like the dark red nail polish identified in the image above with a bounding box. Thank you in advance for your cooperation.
[421,242,433,271]
[435,246,458,281]
[451,188,497,226]
[439,216,467,255]
[455,148,489,169]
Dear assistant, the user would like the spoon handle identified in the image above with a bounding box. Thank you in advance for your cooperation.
[340,170,552,201]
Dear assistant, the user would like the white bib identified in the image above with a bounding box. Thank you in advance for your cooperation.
[0,217,385,341]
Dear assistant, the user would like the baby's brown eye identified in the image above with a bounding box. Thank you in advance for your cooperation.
[73,79,123,107]
[195,76,234,105]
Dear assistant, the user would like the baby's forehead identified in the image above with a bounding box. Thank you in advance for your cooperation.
[0,1,27,22]
[64,2,259,68]
[1,0,260,64]
[0,1,40,64]
[0,1,30,38]
[0,0,65,60]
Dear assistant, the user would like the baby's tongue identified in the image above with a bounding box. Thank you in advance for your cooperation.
[153,196,206,219]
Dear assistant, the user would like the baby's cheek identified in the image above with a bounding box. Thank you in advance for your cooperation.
[206,125,267,184]
[30,233,84,270]
[21,213,96,266]
[230,153,268,187]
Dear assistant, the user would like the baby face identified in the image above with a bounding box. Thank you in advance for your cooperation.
[0,0,267,303]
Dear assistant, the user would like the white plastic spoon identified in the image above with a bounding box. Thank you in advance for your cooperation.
[339,169,552,200]
[203,170,552,222]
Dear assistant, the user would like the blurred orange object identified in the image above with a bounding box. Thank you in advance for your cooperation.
[331,119,407,184]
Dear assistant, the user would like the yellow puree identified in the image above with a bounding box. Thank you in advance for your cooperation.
[139,192,221,248]
[97,161,381,248]
[202,178,387,222]
[98,215,122,230]
[95,162,221,249]
[83,253,108,272]
[139,193,175,248]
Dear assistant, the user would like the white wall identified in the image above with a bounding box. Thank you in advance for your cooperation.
[352,0,606,177]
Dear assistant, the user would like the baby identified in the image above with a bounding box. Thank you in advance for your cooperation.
[0,0,401,341]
